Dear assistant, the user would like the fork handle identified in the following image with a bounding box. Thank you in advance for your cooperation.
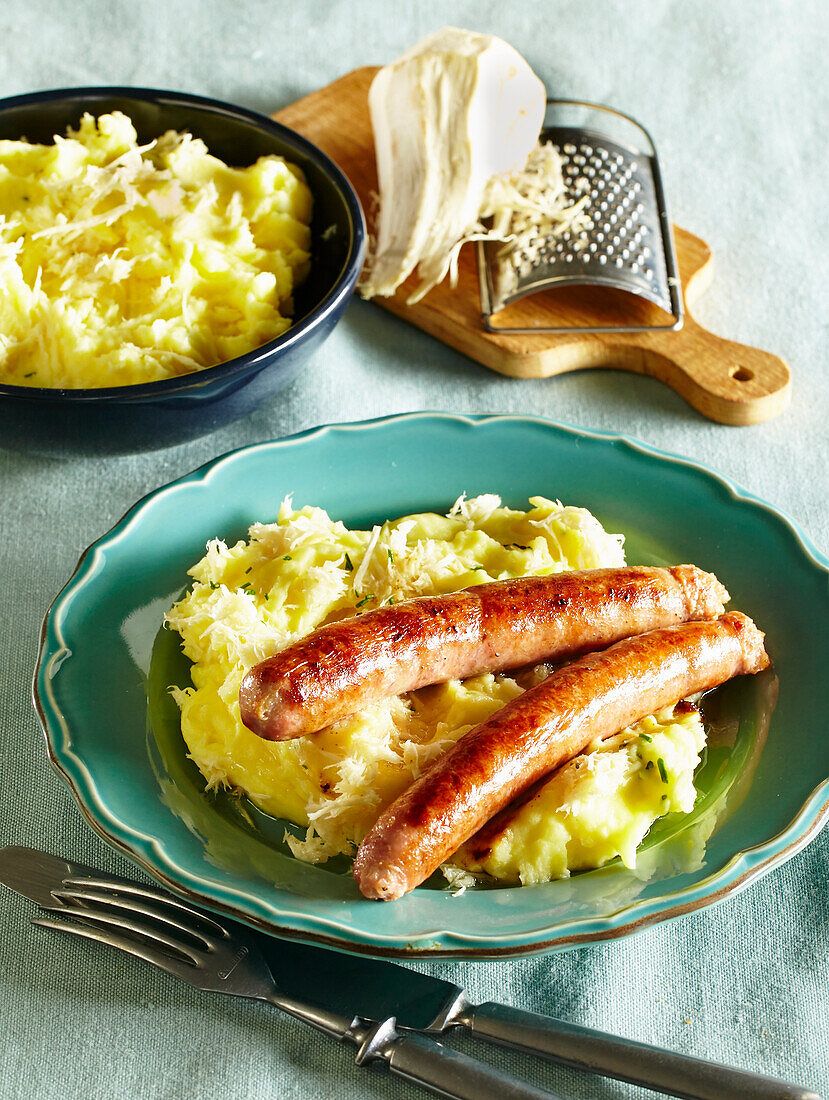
[350,1015,560,1100]
[464,1003,819,1100]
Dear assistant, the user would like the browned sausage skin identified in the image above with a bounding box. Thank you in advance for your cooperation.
[239,565,730,741]
[352,612,769,902]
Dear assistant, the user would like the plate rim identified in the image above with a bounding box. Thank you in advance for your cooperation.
[33,411,829,958]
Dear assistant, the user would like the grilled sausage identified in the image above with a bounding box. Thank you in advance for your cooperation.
[353,612,769,901]
[239,565,730,741]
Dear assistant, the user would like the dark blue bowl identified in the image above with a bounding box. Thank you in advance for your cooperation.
[0,87,365,450]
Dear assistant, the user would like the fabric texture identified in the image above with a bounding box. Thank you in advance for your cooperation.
[0,1,826,1097]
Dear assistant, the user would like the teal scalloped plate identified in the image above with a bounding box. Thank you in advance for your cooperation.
[34,413,829,958]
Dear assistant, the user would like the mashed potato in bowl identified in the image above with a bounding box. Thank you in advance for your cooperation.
[0,111,312,388]
[165,495,707,889]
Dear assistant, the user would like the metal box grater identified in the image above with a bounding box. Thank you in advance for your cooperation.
[477,100,684,334]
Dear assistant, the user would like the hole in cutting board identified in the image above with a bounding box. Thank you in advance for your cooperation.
[730,367,754,382]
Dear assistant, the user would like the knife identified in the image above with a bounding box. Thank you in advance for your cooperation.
[0,846,818,1100]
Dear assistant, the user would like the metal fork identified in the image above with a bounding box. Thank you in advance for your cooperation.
[31,872,558,1100]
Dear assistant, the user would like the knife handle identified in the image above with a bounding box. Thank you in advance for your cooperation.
[350,1015,561,1100]
[465,1003,819,1100]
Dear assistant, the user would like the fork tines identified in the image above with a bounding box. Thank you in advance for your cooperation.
[33,874,229,975]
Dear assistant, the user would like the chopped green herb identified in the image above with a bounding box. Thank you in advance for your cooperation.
[344,552,353,571]
[23,371,36,378]
[471,565,486,571]
[645,760,654,771]
[657,757,668,783]
[387,548,394,563]
[387,596,395,605]
[661,794,668,801]
[356,594,375,608]
[244,566,252,574]
[639,733,653,743]
[283,555,292,561]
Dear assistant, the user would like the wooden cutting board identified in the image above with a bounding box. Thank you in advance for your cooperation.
[274,67,791,425]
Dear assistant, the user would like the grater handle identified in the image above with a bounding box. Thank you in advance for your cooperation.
[629,313,791,426]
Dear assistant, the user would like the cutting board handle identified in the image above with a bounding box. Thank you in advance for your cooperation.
[630,315,791,425]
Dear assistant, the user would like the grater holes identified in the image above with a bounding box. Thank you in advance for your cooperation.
[493,134,673,317]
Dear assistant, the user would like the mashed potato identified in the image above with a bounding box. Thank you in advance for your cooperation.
[455,705,704,885]
[166,495,706,887]
[0,111,312,387]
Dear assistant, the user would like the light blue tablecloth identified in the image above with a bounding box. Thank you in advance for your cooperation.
[1,2,826,1097]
